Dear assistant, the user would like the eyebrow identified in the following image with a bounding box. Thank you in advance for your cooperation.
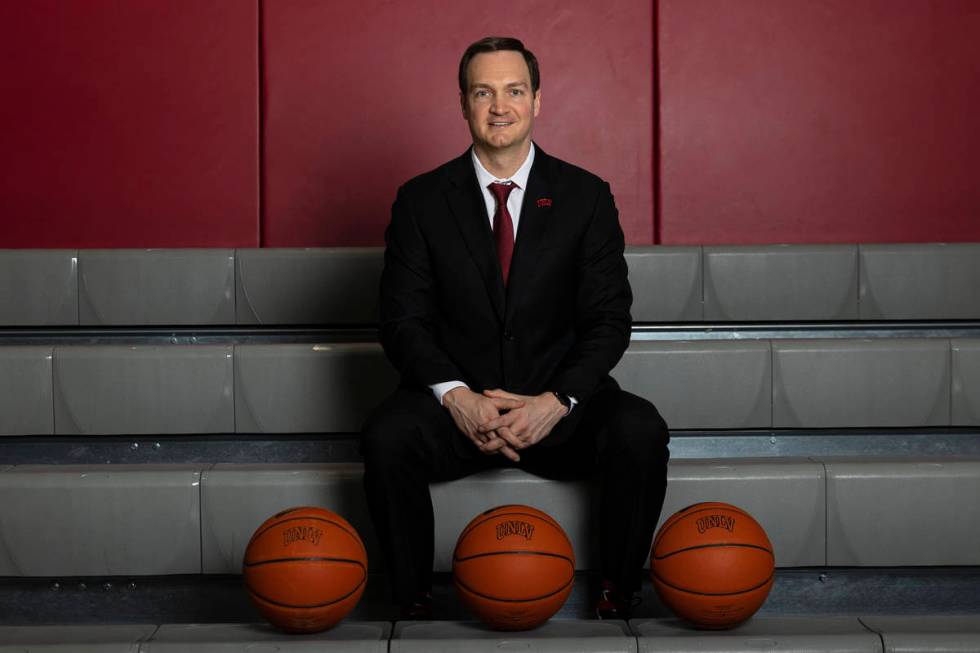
[471,81,529,90]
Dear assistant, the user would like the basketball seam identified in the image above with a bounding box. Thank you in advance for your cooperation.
[245,572,366,609]
[243,556,367,570]
[453,566,574,603]
[456,511,563,547]
[454,550,573,564]
[652,542,774,561]
[246,515,362,551]
[652,570,775,597]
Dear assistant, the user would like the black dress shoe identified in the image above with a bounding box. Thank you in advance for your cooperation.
[398,592,434,620]
[595,579,638,620]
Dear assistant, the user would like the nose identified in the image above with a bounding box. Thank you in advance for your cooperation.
[489,96,506,114]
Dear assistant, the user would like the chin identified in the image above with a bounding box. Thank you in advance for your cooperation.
[481,139,510,150]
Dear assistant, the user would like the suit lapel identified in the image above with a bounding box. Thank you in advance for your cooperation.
[505,146,557,319]
[444,150,506,323]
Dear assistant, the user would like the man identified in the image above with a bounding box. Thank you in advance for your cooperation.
[361,36,670,620]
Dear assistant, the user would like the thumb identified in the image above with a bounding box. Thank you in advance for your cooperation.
[489,396,524,409]
[484,388,521,399]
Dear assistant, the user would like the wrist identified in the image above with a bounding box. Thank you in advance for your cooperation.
[442,386,466,406]
[444,386,468,407]
[551,391,572,416]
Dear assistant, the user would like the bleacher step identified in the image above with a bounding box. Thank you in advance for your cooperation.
[3,570,980,627]
[390,619,633,653]
[3,617,980,652]
[142,622,390,652]
[0,624,156,653]
[634,617,880,652]
[861,615,980,652]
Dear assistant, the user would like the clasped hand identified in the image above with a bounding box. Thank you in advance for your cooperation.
[444,387,568,462]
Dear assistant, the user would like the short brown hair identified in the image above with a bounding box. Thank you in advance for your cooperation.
[458,36,540,95]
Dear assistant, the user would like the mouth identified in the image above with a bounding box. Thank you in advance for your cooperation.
[489,121,513,129]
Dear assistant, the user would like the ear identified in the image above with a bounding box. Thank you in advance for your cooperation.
[460,92,469,119]
[532,90,541,118]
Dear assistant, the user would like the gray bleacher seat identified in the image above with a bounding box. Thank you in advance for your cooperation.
[0,624,155,653]
[612,341,772,429]
[0,346,53,436]
[200,458,826,578]
[952,339,980,426]
[390,620,636,653]
[53,345,234,435]
[9,337,972,436]
[141,623,390,653]
[3,455,979,576]
[823,456,980,566]
[860,615,980,653]
[704,245,859,321]
[859,243,980,320]
[435,460,825,570]
[633,617,882,653]
[660,458,825,567]
[201,463,379,574]
[2,244,979,327]
[206,464,595,576]
[235,248,383,325]
[772,338,950,427]
[4,336,974,436]
[78,250,235,325]
[625,246,702,322]
[0,465,205,576]
[235,343,397,433]
[0,249,78,326]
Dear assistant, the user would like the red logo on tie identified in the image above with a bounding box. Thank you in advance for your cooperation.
[537,198,553,208]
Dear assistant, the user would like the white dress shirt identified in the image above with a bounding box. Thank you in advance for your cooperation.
[472,142,535,236]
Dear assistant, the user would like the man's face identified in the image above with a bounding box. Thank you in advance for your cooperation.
[461,50,540,154]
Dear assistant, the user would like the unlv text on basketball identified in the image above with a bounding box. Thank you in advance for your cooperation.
[696,515,735,534]
[496,520,535,541]
[282,525,323,547]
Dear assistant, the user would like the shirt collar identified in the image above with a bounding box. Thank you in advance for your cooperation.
[471,142,536,191]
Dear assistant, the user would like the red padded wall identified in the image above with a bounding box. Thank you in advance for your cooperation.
[0,1,259,248]
[658,0,980,245]
[6,1,977,249]
[262,0,654,246]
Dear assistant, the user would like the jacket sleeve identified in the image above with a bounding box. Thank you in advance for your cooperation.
[378,185,465,386]
[547,181,632,403]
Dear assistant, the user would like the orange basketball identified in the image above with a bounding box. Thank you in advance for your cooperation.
[650,501,774,629]
[243,506,367,633]
[453,504,575,630]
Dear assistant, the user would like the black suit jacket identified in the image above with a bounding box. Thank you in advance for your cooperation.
[379,144,632,454]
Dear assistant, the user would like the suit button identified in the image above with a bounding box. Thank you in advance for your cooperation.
[504,331,515,341]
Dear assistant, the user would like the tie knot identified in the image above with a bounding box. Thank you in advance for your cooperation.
[489,181,516,205]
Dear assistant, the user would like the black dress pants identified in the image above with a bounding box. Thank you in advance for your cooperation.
[359,384,670,606]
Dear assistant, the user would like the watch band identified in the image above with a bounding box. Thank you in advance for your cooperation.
[553,391,572,414]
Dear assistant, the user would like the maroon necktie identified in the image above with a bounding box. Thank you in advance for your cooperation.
[489,182,516,286]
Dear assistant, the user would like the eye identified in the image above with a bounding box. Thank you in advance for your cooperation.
[510,89,523,96]
[475,89,490,98]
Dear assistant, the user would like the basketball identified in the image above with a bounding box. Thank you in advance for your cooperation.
[650,501,774,629]
[243,506,368,633]
[453,504,575,630]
